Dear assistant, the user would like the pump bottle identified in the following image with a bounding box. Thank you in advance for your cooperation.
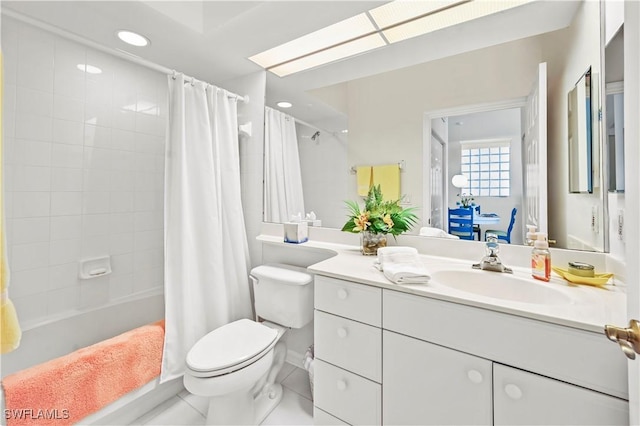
[525,225,537,246]
[531,232,551,281]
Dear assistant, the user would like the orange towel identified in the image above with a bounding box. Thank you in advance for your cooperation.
[2,320,165,426]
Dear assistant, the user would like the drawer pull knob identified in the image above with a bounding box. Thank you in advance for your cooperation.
[504,384,523,400]
[467,369,483,384]
[337,289,348,299]
[337,327,348,338]
[337,380,347,391]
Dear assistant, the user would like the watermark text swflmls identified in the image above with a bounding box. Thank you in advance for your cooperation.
[4,409,70,420]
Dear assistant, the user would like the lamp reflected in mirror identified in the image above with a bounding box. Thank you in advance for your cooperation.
[451,174,469,189]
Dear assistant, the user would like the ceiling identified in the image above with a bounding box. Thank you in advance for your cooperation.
[2,1,581,131]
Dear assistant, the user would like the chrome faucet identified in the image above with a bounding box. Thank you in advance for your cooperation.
[472,234,513,273]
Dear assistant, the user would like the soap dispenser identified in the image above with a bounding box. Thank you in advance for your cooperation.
[525,225,537,246]
[531,232,551,282]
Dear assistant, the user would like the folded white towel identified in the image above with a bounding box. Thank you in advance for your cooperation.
[419,226,460,239]
[376,247,431,284]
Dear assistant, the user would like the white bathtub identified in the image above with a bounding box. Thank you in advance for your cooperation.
[1,290,183,424]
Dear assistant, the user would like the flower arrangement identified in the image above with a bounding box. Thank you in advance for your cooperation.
[341,185,418,236]
[456,193,475,208]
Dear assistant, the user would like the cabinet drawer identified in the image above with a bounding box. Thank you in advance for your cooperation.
[315,310,382,382]
[313,406,350,425]
[315,276,381,326]
[383,290,628,399]
[314,360,381,425]
[494,364,629,425]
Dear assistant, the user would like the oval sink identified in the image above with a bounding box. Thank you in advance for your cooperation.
[430,270,572,305]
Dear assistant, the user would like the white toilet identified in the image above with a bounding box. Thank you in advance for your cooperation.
[183,264,314,425]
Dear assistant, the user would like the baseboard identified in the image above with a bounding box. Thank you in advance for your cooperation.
[83,377,184,425]
[286,349,305,369]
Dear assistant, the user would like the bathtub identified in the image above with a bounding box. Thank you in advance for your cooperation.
[1,290,183,424]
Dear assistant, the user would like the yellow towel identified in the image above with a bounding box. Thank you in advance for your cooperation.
[356,166,373,196]
[373,164,400,201]
[0,50,22,354]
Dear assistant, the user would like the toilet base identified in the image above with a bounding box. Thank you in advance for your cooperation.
[254,383,283,424]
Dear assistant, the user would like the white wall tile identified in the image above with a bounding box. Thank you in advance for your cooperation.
[86,79,113,107]
[135,172,156,191]
[85,103,113,129]
[12,166,51,191]
[51,168,83,191]
[51,192,82,216]
[81,235,110,257]
[16,87,53,117]
[12,192,51,218]
[50,215,82,241]
[82,169,111,191]
[134,191,162,212]
[51,143,84,168]
[134,153,157,172]
[13,140,52,167]
[82,191,111,214]
[11,242,50,271]
[110,191,134,213]
[11,217,50,244]
[111,253,134,276]
[47,287,80,316]
[111,129,136,151]
[17,25,55,92]
[1,19,19,85]
[84,124,112,149]
[15,114,52,141]
[110,233,134,255]
[111,150,135,171]
[134,230,163,252]
[81,214,110,237]
[83,147,112,170]
[79,279,110,309]
[49,262,80,289]
[49,239,81,265]
[53,119,84,145]
[109,212,134,234]
[3,85,17,138]
[135,211,162,231]
[53,96,84,122]
[112,108,136,131]
[109,170,135,192]
[54,73,85,101]
[13,293,48,324]
[134,248,163,270]
[10,267,50,298]
[133,267,163,293]
[109,273,134,300]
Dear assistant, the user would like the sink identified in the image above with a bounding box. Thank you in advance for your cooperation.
[430,270,573,305]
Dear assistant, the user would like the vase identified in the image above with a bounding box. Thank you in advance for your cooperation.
[360,231,387,255]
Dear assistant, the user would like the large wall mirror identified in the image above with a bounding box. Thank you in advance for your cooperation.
[264,1,608,252]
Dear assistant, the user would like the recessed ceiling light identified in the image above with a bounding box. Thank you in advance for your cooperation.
[116,30,150,47]
[76,64,102,74]
[277,101,293,108]
[341,129,349,134]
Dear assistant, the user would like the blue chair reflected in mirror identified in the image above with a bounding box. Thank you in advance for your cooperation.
[448,207,475,240]
[485,207,517,244]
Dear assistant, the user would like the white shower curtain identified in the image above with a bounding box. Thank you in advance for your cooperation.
[161,74,252,382]
[264,107,305,223]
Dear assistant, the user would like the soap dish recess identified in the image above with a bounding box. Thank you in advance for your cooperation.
[79,256,112,279]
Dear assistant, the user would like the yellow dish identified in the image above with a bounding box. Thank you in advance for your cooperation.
[552,267,613,286]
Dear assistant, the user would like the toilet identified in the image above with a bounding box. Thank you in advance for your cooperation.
[183,264,314,425]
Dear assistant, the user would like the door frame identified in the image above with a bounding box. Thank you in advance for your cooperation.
[422,98,526,229]
[430,130,447,229]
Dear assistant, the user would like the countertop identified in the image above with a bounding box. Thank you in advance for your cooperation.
[257,235,627,334]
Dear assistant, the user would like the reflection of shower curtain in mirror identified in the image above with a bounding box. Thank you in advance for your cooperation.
[264,107,305,222]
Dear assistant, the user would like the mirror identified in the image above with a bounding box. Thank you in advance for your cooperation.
[568,68,595,193]
[264,1,607,251]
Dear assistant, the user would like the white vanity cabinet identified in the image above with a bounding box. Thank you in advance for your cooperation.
[313,275,629,425]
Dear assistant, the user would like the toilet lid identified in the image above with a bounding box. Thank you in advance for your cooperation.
[186,319,278,373]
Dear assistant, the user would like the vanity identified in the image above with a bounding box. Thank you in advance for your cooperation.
[258,232,629,426]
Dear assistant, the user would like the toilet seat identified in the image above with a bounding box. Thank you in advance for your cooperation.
[186,319,278,378]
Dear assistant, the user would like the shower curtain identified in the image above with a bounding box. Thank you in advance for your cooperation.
[264,107,305,223]
[161,74,252,382]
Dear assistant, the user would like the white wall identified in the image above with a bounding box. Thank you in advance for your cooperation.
[344,35,543,228]
[446,108,524,244]
[542,0,604,251]
[296,123,348,229]
[2,17,166,326]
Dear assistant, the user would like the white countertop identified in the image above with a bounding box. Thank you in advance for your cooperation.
[257,235,627,334]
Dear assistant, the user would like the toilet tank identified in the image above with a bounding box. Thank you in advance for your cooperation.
[251,264,314,329]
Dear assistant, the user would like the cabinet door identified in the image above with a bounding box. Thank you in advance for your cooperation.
[494,364,629,425]
[383,331,492,425]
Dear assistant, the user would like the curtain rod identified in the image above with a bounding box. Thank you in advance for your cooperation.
[2,9,248,104]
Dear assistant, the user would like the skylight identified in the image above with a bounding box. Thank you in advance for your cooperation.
[248,0,533,77]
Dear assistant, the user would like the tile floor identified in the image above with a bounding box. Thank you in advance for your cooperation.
[131,364,313,425]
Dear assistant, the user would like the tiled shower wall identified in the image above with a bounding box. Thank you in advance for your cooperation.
[1,17,167,326]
